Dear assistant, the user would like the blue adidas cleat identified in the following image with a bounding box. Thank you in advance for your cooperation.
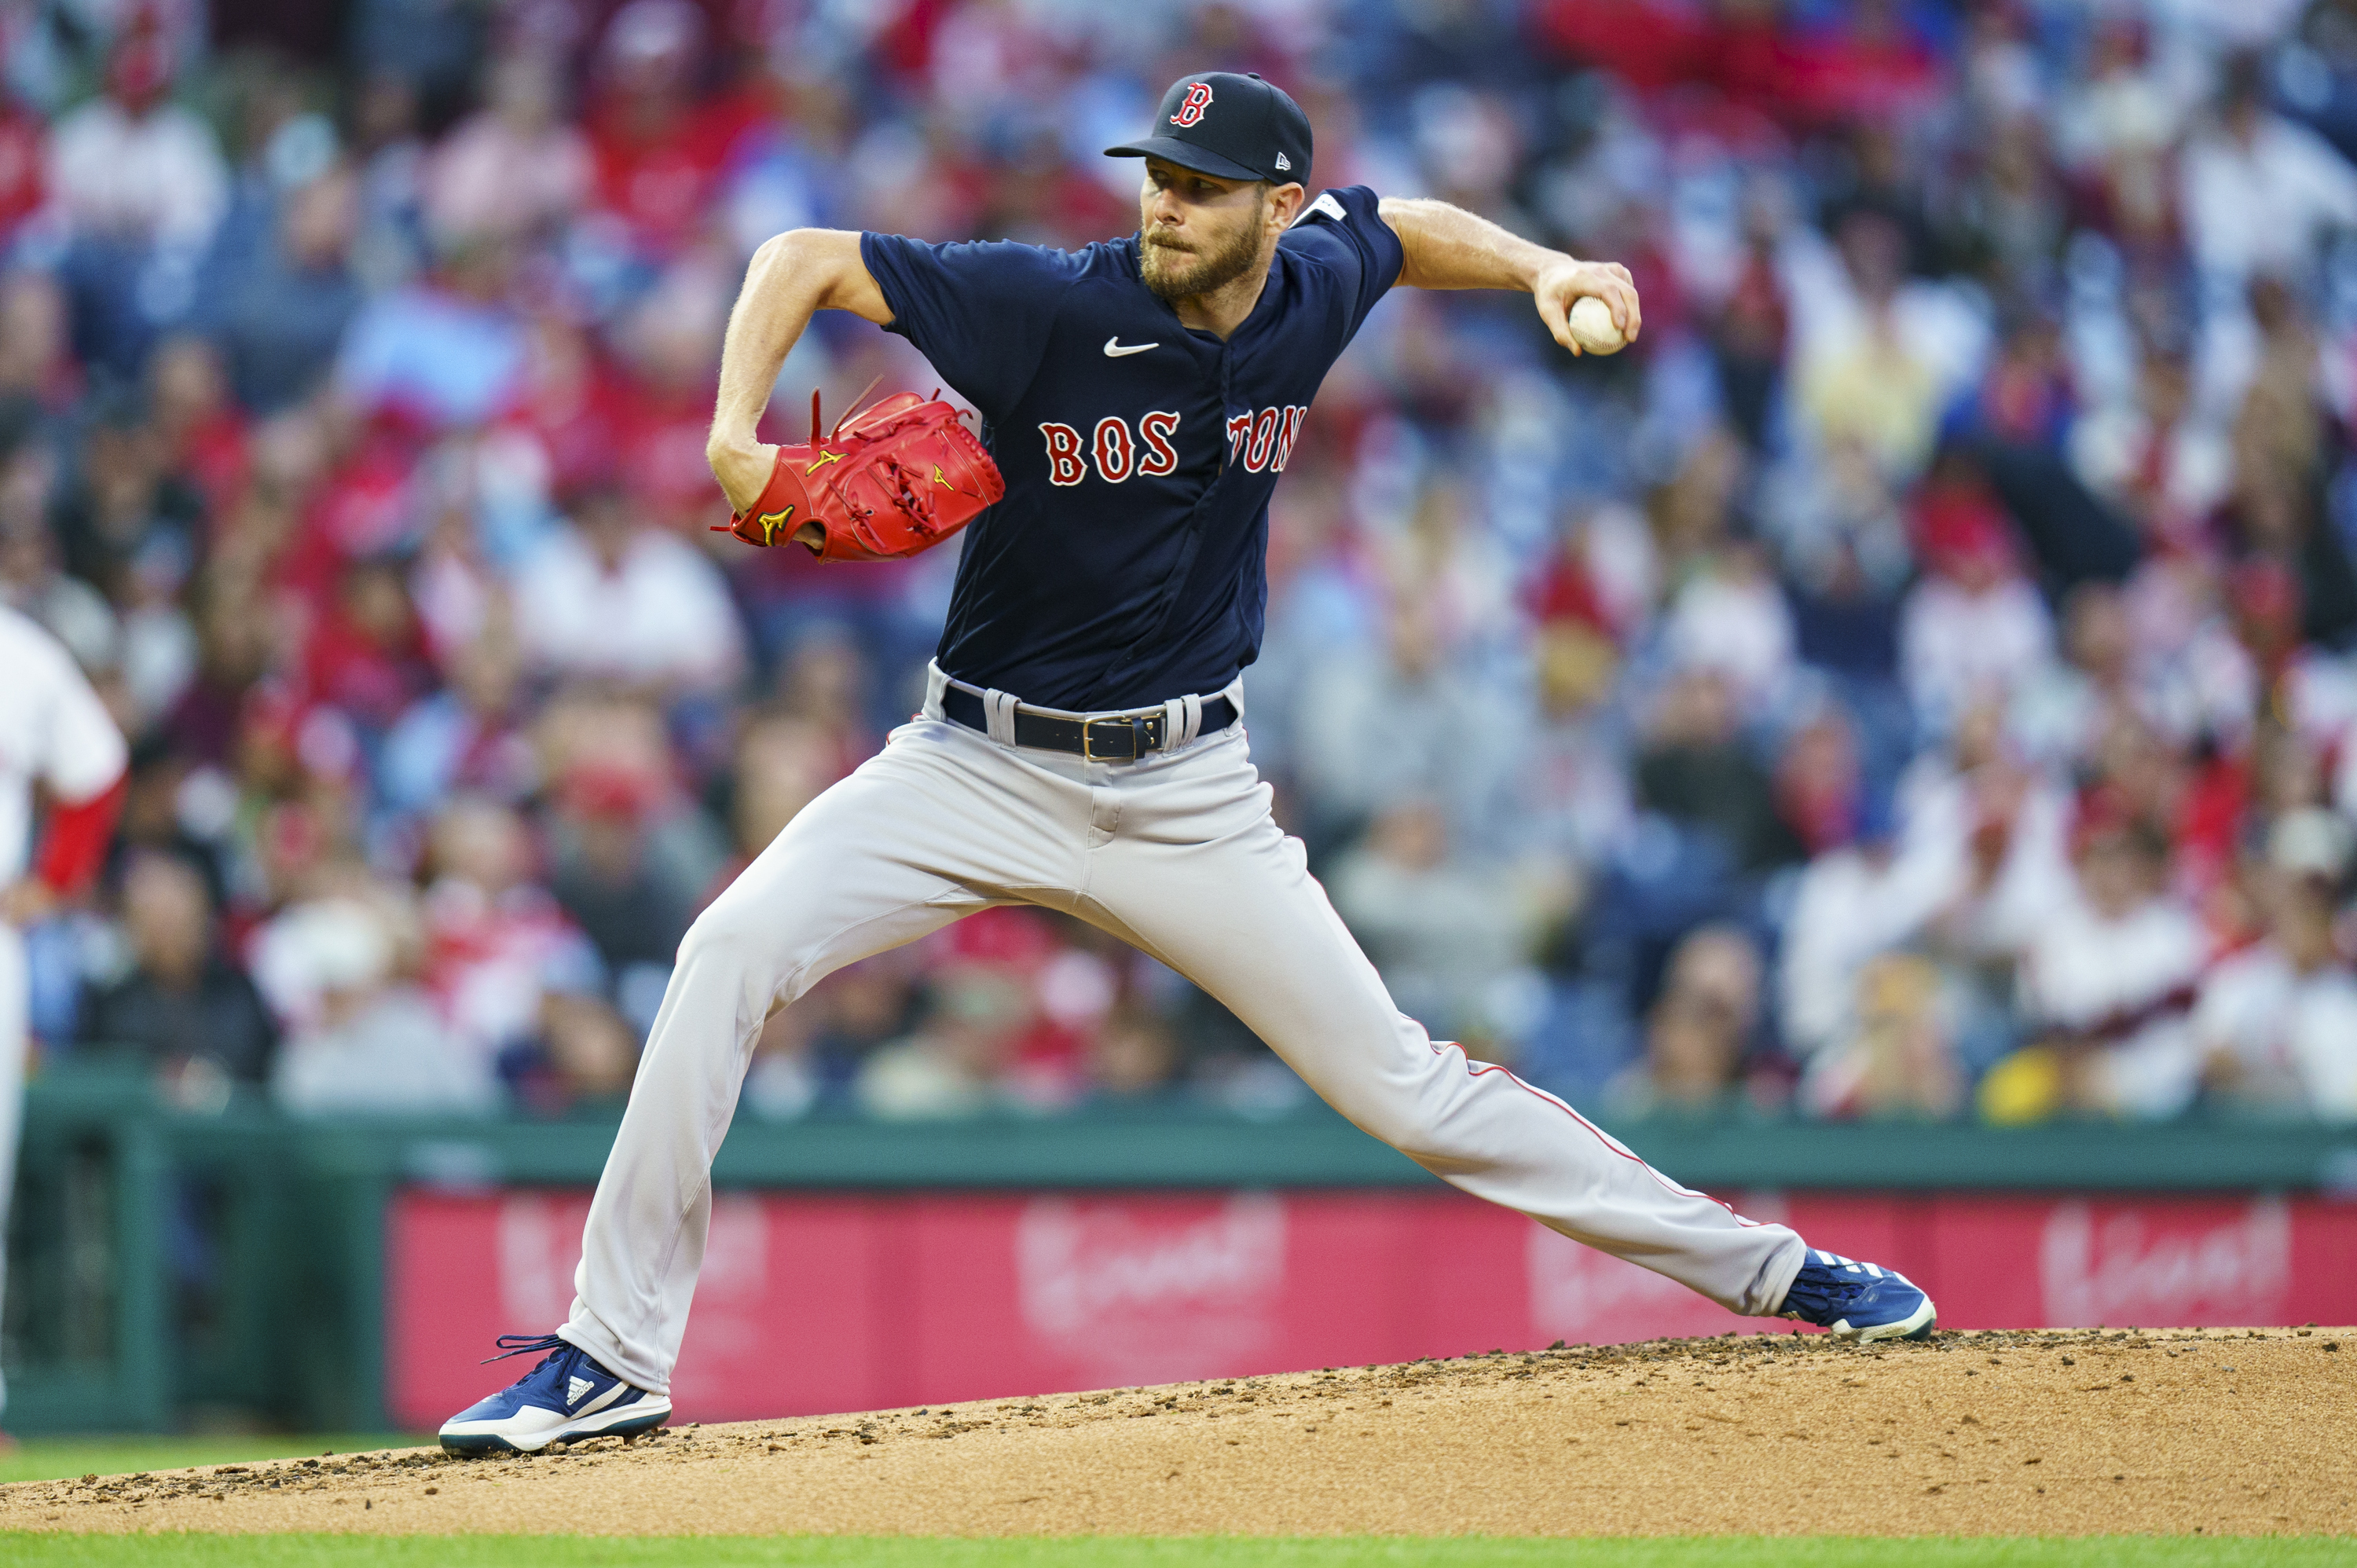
[438,1334,672,1455]
[1777,1249,1937,1342]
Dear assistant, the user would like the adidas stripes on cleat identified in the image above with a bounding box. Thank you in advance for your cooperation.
[1776,1248,1937,1342]
[438,1334,672,1455]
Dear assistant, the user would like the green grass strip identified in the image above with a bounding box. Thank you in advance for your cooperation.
[0,1439,420,1487]
[0,1536,2343,1566]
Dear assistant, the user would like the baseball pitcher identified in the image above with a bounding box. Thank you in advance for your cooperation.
[442,72,1934,1454]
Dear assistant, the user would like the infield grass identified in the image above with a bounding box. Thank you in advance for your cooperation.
[0,1438,418,1486]
[0,1537,2344,1566]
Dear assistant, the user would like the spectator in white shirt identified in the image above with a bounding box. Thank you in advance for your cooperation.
[514,482,745,695]
[1780,788,1964,1064]
[2180,53,2357,288]
[2014,807,2208,1119]
[2194,809,2357,1119]
[2010,581,2132,769]
[1899,498,2055,739]
[2051,17,2187,178]
[263,893,498,1116]
[2069,347,2231,548]
[1662,539,1795,712]
[42,20,227,250]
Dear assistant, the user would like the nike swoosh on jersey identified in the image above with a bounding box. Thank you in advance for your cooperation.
[1103,338,1160,357]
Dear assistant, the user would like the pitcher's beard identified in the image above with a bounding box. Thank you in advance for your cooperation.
[1139,203,1263,302]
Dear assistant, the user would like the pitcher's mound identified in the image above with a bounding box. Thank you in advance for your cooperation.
[7,1327,2351,1537]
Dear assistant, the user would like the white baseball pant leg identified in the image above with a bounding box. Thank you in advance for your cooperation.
[559,713,1805,1394]
[0,924,27,1421]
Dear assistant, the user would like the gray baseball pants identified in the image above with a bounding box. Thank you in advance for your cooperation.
[557,672,1805,1393]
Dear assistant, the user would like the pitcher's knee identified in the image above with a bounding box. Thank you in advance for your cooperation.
[1339,1093,1453,1163]
[1334,1055,1493,1165]
[674,903,785,987]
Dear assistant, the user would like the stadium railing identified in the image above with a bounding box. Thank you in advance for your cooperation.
[6,1059,2354,1433]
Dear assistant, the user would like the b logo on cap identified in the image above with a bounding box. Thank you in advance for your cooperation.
[1170,82,1214,128]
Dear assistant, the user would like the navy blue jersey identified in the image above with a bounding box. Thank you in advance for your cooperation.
[860,185,1402,711]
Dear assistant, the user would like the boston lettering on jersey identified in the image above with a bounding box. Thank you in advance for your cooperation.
[1038,405,1305,485]
[860,184,1402,711]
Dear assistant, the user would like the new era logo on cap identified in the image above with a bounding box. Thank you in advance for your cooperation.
[1106,71,1311,189]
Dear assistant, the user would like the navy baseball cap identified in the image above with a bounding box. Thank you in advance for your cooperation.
[1105,71,1310,188]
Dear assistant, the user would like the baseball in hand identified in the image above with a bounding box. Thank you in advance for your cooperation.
[1567,295,1628,356]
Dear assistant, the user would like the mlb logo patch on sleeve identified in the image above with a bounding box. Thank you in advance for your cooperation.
[1294,192,1348,226]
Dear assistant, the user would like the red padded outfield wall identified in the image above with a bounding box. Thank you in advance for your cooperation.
[386,1189,2357,1428]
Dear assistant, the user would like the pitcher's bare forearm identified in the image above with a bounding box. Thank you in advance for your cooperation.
[1376,196,1640,350]
[706,229,893,511]
[1378,197,1561,291]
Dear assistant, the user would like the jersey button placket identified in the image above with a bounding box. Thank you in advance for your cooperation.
[1218,343,1236,467]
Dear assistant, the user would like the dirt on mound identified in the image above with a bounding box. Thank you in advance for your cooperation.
[5,1328,2351,1537]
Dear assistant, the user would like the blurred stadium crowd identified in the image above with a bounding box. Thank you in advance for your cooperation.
[8,0,2357,1125]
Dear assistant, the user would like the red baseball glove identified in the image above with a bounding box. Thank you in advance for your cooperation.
[713,387,1003,562]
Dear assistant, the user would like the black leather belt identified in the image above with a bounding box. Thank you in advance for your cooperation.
[940,684,1237,760]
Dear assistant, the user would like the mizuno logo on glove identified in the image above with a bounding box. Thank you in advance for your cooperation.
[714,386,1003,562]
